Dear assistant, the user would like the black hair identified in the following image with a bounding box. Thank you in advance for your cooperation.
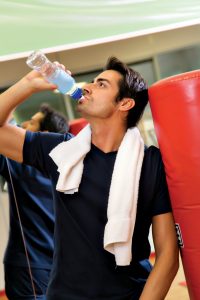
[39,103,69,133]
[105,57,149,128]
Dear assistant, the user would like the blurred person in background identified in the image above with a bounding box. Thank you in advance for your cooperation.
[0,103,68,300]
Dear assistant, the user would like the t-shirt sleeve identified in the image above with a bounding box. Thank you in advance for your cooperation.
[23,131,72,177]
[148,146,172,216]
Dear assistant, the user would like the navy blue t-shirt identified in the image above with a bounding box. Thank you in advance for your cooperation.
[23,131,171,300]
[0,155,55,269]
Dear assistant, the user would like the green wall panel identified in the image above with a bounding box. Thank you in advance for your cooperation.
[0,0,200,58]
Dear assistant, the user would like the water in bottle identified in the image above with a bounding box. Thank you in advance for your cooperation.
[26,50,82,100]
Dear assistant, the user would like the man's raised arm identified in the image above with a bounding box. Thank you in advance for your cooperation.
[0,70,57,162]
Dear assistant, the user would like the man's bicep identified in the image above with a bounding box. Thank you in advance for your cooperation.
[152,212,178,257]
[0,124,25,162]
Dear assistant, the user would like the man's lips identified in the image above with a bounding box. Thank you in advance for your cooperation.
[78,95,88,104]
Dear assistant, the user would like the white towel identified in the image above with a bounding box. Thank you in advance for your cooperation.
[49,124,144,265]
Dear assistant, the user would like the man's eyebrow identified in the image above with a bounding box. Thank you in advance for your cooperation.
[93,77,111,84]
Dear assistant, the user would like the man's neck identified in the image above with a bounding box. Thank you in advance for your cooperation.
[90,120,127,153]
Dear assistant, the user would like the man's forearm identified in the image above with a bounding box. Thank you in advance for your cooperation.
[139,255,179,300]
[0,70,57,162]
[0,78,34,126]
[0,71,57,126]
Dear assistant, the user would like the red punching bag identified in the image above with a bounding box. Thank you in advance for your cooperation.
[149,70,200,300]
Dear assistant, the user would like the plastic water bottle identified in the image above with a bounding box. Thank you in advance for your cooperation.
[26,50,82,100]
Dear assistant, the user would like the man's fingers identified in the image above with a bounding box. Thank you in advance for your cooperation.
[53,61,72,75]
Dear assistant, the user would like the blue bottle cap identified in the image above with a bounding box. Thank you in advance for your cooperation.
[71,87,83,100]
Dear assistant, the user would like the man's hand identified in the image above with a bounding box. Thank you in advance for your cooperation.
[22,70,57,93]
[22,63,72,94]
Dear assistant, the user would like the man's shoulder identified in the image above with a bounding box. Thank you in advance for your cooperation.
[144,145,161,159]
[25,130,73,150]
[23,131,74,174]
[142,145,163,175]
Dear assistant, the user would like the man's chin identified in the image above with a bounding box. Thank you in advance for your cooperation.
[76,105,82,113]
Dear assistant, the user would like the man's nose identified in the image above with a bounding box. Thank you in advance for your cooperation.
[83,82,93,95]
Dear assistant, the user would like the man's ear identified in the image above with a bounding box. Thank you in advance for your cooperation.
[119,98,135,111]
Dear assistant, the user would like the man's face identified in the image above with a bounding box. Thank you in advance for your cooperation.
[77,69,122,120]
[21,112,44,132]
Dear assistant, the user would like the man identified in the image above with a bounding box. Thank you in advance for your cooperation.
[0,57,179,300]
[21,103,69,133]
[0,104,68,300]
